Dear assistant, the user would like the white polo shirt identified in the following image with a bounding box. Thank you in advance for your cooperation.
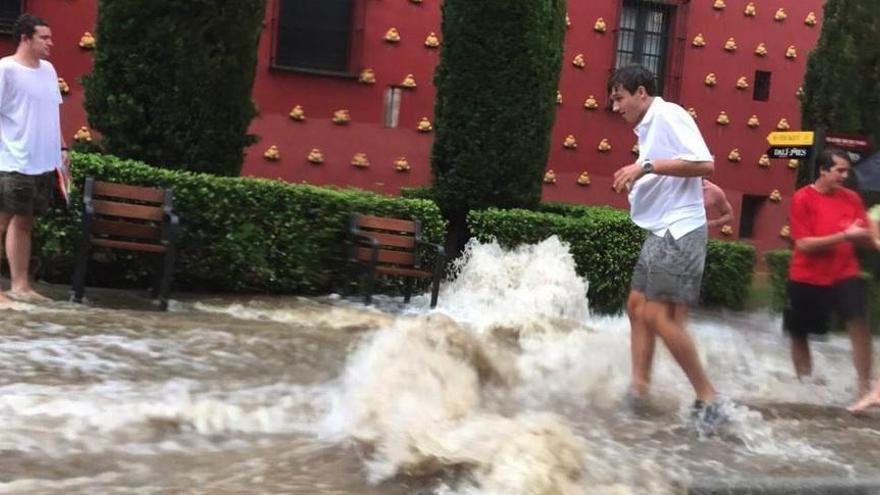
[0,57,63,175]
[628,97,713,239]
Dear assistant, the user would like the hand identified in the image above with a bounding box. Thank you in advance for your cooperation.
[843,220,871,243]
[612,162,645,193]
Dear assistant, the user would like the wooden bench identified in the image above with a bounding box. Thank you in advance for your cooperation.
[70,178,180,310]
[347,213,445,308]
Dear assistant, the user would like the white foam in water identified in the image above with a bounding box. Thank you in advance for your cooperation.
[435,236,591,332]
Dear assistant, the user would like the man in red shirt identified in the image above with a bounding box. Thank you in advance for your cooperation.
[787,149,874,396]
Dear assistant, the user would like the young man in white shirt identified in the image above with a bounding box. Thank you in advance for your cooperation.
[608,65,721,431]
[0,14,68,304]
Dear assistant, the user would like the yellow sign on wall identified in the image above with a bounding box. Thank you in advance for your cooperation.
[766,131,815,146]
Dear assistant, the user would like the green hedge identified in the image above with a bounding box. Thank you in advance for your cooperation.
[35,153,445,293]
[468,207,755,314]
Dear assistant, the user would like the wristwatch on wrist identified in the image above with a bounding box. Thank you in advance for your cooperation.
[641,159,654,174]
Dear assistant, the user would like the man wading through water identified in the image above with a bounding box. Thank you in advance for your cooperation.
[608,65,723,433]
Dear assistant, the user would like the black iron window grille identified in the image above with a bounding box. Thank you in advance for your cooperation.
[274,0,354,74]
[614,0,673,95]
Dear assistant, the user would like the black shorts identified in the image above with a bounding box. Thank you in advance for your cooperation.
[0,170,54,216]
[783,277,867,338]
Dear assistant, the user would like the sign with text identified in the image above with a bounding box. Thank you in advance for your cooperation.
[767,146,811,159]
[766,131,815,147]
[825,133,871,152]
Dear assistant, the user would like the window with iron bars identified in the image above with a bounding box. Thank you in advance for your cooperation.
[0,0,22,35]
[614,0,673,95]
[273,0,354,74]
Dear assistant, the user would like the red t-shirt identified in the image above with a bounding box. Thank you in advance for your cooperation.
[788,185,867,285]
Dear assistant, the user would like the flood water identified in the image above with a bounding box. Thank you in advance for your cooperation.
[2,237,880,495]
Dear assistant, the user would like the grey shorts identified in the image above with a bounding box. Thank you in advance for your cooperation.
[631,224,707,305]
[0,170,54,216]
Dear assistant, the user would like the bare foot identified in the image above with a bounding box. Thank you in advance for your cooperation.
[6,290,50,303]
[848,390,880,414]
[0,292,13,309]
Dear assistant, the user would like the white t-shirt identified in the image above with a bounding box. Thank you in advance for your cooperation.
[628,97,713,239]
[0,57,63,175]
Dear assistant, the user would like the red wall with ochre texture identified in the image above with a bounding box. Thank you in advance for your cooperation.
[5,0,824,259]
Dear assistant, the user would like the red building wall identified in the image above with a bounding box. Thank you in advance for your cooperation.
[3,0,824,260]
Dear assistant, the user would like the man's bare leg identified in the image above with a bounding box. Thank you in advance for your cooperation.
[643,300,716,401]
[848,381,880,413]
[628,289,655,397]
[790,335,812,380]
[846,317,872,395]
[5,214,46,300]
[0,212,12,306]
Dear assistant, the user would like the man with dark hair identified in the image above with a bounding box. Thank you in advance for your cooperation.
[0,14,68,304]
[786,148,874,398]
[608,65,722,433]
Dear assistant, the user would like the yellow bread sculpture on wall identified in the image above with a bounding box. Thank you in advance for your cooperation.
[769,189,782,202]
[557,91,563,104]
[351,153,370,168]
[401,74,417,88]
[755,43,768,57]
[264,145,280,161]
[358,69,376,84]
[774,8,787,21]
[424,32,440,48]
[721,225,733,236]
[687,107,698,120]
[332,109,351,125]
[777,118,791,130]
[307,149,324,164]
[563,135,578,149]
[692,33,706,47]
[384,28,401,43]
[394,157,411,172]
[747,115,760,128]
[74,126,92,142]
[758,154,771,167]
[577,172,591,186]
[704,73,717,86]
[584,96,599,110]
[594,18,607,33]
[713,0,726,10]
[79,32,95,49]
[716,111,730,125]
[572,54,585,68]
[724,37,737,51]
[728,149,742,162]
[780,225,791,238]
[289,105,306,121]
[417,117,433,132]
[736,76,749,89]
[805,12,818,26]
[785,45,797,59]
[788,159,799,169]
[744,2,757,17]
[597,138,612,152]
[543,170,557,184]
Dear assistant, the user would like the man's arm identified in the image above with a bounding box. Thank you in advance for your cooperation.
[613,159,713,192]
[705,182,734,228]
[795,221,871,253]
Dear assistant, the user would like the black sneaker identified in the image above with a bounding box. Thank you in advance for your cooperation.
[690,399,727,437]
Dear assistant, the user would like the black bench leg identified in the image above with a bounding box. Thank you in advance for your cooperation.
[363,268,376,306]
[403,278,414,304]
[157,247,176,311]
[429,274,441,308]
[70,243,90,303]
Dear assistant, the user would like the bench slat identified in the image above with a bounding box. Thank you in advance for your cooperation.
[91,238,167,253]
[91,219,162,241]
[356,247,415,266]
[358,232,415,249]
[375,266,433,278]
[356,215,416,233]
[93,180,165,203]
[92,200,165,221]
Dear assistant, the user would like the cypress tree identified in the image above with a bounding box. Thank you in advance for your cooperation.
[83,0,265,176]
[431,0,566,252]
[799,0,880,186]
